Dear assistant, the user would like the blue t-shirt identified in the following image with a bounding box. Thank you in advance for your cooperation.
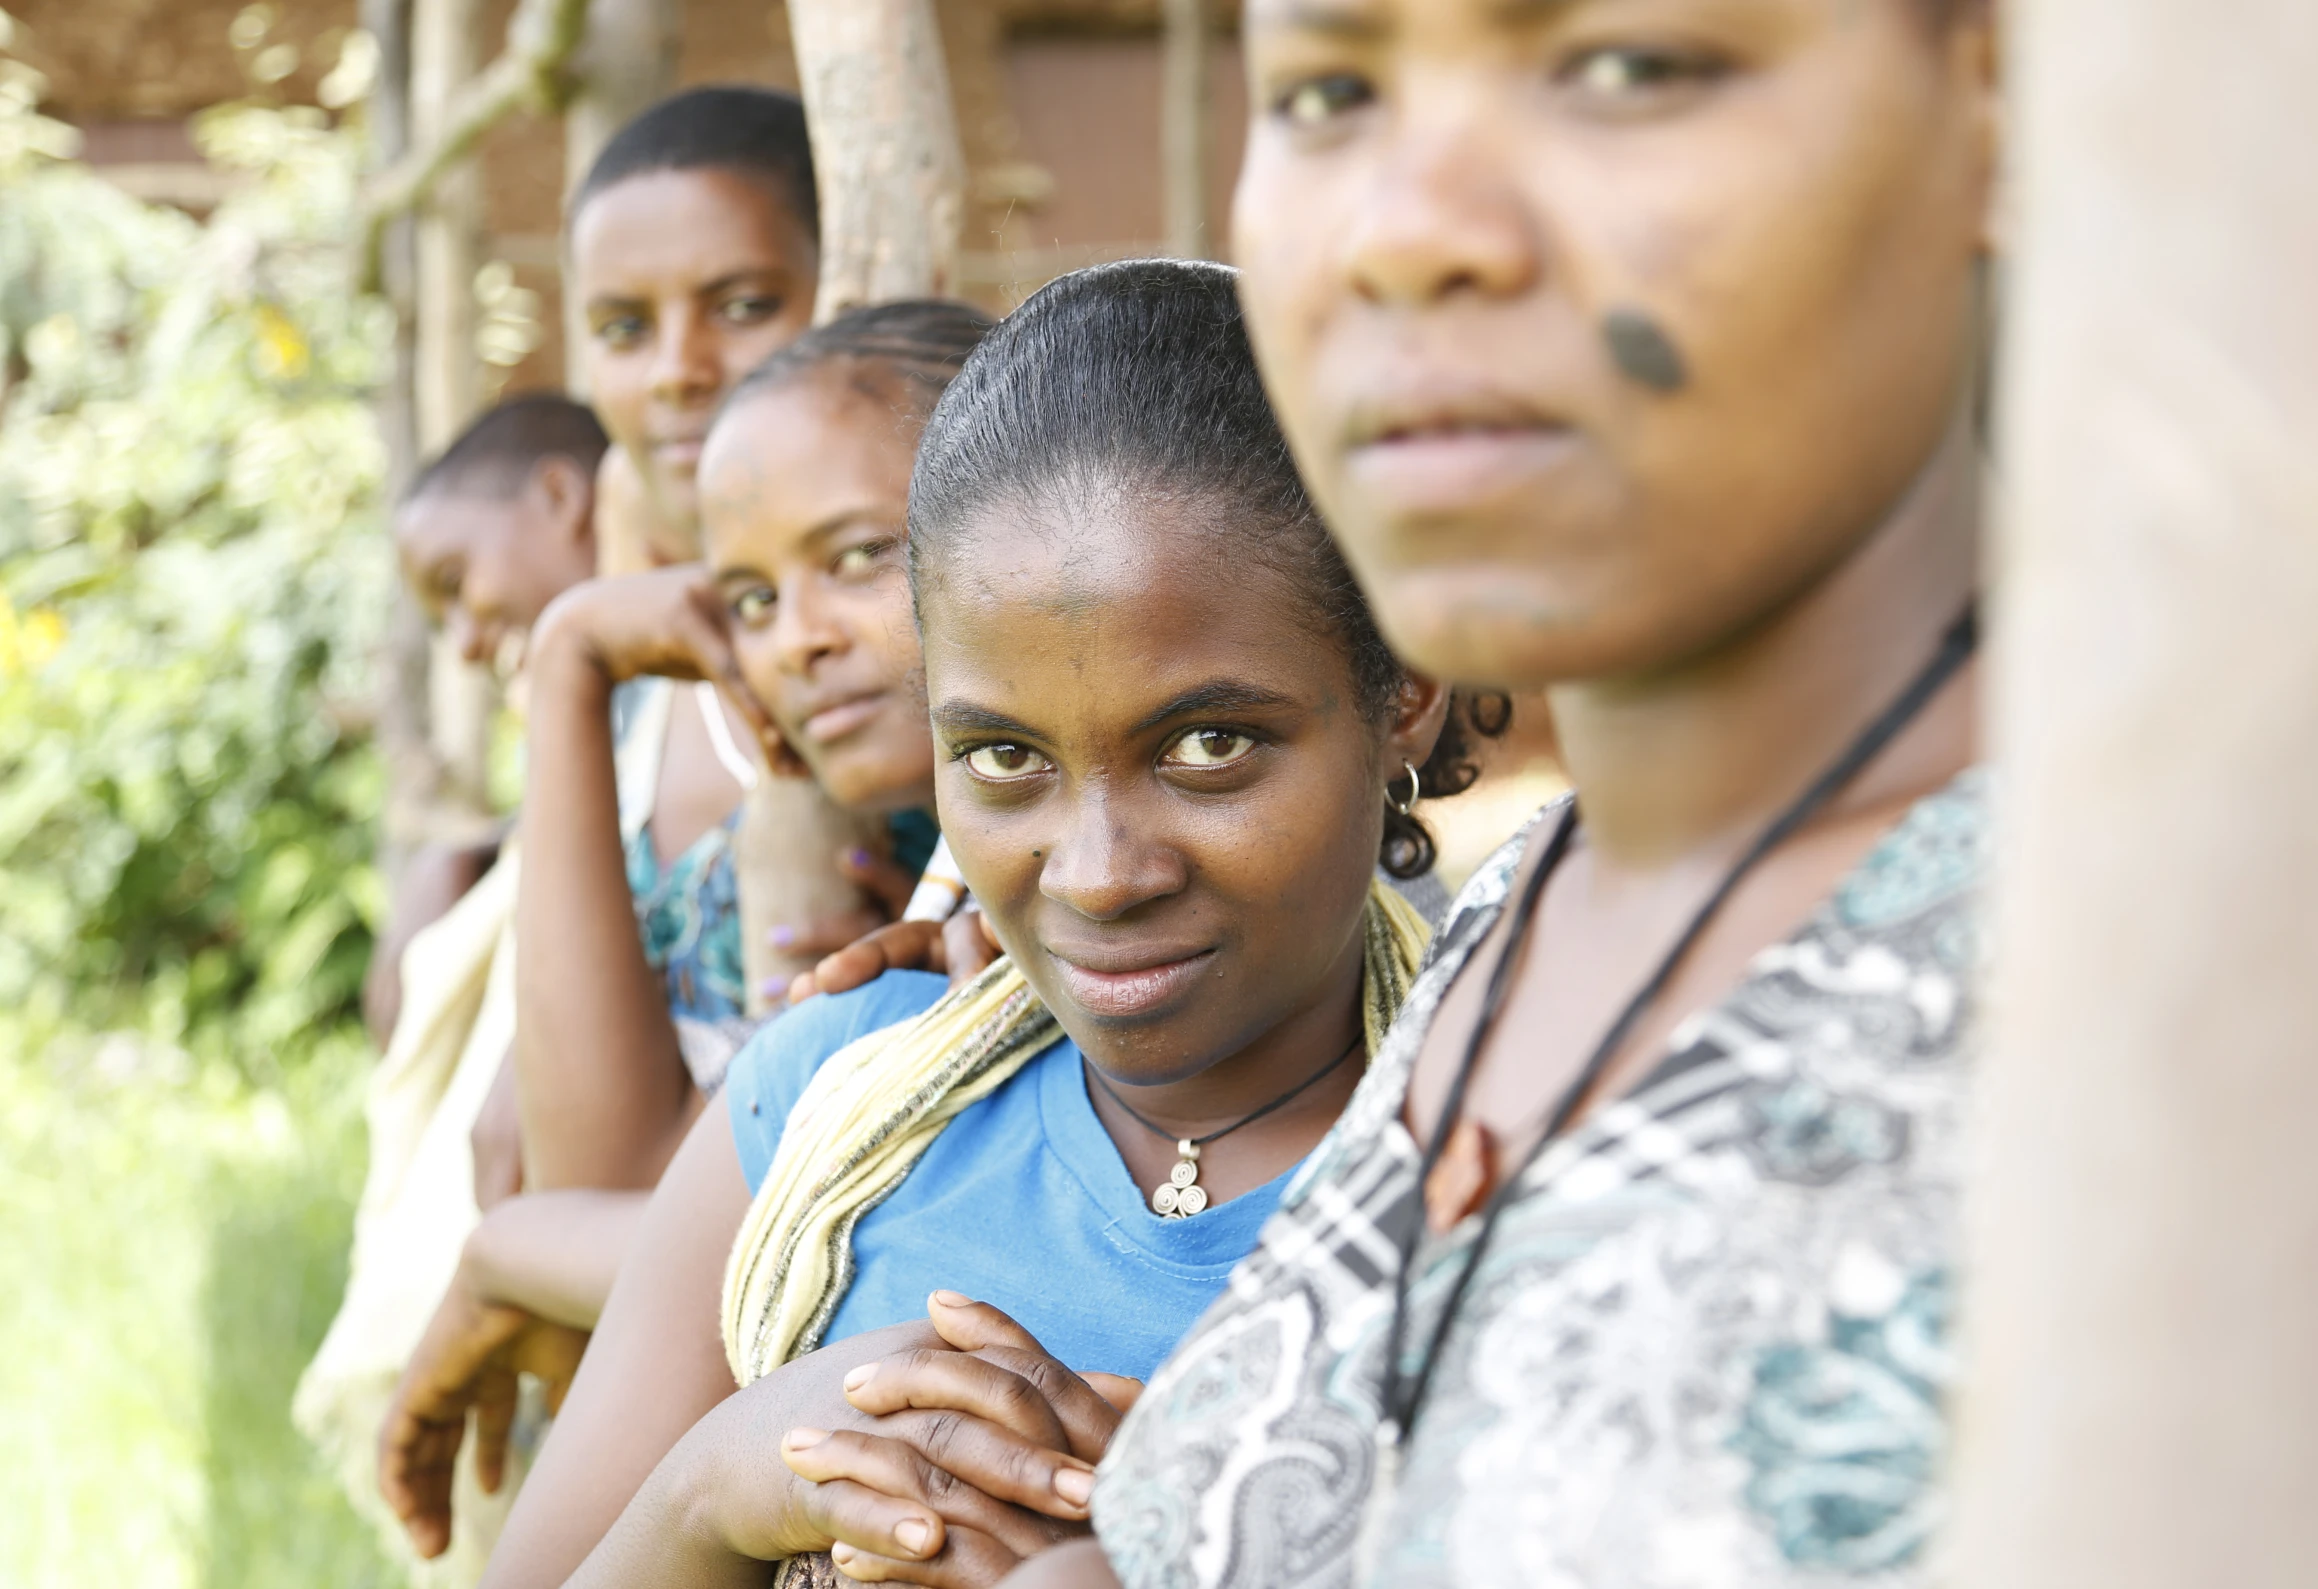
[725,972,1296,1382]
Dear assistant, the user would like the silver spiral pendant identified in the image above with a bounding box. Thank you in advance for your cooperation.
[1149,1139,1209,1218]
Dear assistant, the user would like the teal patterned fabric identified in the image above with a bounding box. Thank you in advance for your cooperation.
[612,681,941,1089]
[624,814,748,1028]
[1092,771,1987,1589]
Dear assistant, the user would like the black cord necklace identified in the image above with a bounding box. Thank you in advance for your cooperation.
[1372,603,1980,1468]
[1089,1029,1366,1219]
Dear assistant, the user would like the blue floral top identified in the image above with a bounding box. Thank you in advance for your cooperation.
[1093,771,1987,1589]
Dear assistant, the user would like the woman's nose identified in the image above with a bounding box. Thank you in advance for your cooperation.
[1039,788,1189,922]
[647,303,721,407]
[1344,111,1543,308]
[770,580,847,676]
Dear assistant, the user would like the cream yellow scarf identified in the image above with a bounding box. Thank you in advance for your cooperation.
[721,879,1432,1386]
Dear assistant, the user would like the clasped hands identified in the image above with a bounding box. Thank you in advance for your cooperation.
[690,1291,1138,1588]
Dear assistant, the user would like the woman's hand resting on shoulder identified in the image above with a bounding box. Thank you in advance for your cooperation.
[779,1292,1141,1587]
[784,905,1003,1006]
[531,565,804,776]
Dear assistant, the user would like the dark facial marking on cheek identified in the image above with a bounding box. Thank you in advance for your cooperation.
[1602,309,1691,394]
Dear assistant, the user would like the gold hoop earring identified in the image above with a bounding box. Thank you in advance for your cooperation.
[1391,760,1421,816]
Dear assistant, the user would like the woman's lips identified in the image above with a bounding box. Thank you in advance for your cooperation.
[1047,949,1217,1020]
[1346,424,1582,513]
[801,693,885,745]
[652,437,705,472]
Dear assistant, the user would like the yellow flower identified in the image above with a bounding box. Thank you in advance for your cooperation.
[253,302,310,380]
[0,599,66,675]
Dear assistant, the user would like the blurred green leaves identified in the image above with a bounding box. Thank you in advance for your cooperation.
[0,59,393,1075]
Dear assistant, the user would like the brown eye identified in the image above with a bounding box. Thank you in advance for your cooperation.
[1165,729,1256,769]
[964,743,1049,782]
[731,585,775,626]
[718,295,781,325]
[592,313,648,350]
[1276,73,1373,127]
[1563,46,1719,99]
[832,543,889,580]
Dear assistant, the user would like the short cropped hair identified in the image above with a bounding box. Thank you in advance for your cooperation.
[571,86,819,242]
[406,394,609,502]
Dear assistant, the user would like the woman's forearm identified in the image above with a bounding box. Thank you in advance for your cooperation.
[515,617,694,1189]
[564,1321,948,1587]
[463,1191,648,1330]
[562,1427,773,1589]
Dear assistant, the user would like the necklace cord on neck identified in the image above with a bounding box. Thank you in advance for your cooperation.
[1088,1026,1366,1151]
[1375,602,1979,1447]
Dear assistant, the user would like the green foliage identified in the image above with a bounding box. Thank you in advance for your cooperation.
[0,59,394,1072]
[0,1030,395,1588]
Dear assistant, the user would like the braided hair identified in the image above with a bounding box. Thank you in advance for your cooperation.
[907,260,1505,879]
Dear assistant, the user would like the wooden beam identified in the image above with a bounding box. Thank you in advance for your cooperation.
[1954,2,2318,1584]
[411,0,497,827]
[787,0,969,318]
[357,0,594,294]
[362,0,453,861]
[1159,0,1209,260]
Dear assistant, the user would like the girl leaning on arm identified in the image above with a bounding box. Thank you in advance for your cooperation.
[376,301,985,1554]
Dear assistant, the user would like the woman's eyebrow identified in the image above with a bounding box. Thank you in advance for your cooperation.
[800,510,901,550]
[1131,681,1298,735]
[693,268,785,298]
[933,700,1039,738]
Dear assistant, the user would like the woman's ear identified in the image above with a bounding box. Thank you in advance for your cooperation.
[531,454,598,553]
[1384,671,1454,778]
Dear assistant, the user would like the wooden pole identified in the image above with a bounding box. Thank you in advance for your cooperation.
[1954,3,2318,1584]
[357,0,594,290]
[411,0,497,831]
[363,0,447,865]
[1160,0,1209,261]
[786,0,967,319]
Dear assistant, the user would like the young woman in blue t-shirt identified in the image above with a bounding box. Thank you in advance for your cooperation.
[468,262,1502,1588]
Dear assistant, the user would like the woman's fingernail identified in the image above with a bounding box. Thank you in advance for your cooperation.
[931,1289,971,1308]
[769,925,795,949]
[895,1518,934,1556]
[783,1427,829,1450]
[843,1364,875,1392]
[831,1543,860,1568]
[1054,1465,1094,1506]
[848,847,874,870]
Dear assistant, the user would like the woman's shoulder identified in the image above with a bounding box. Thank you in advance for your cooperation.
[725,972,951,1191]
